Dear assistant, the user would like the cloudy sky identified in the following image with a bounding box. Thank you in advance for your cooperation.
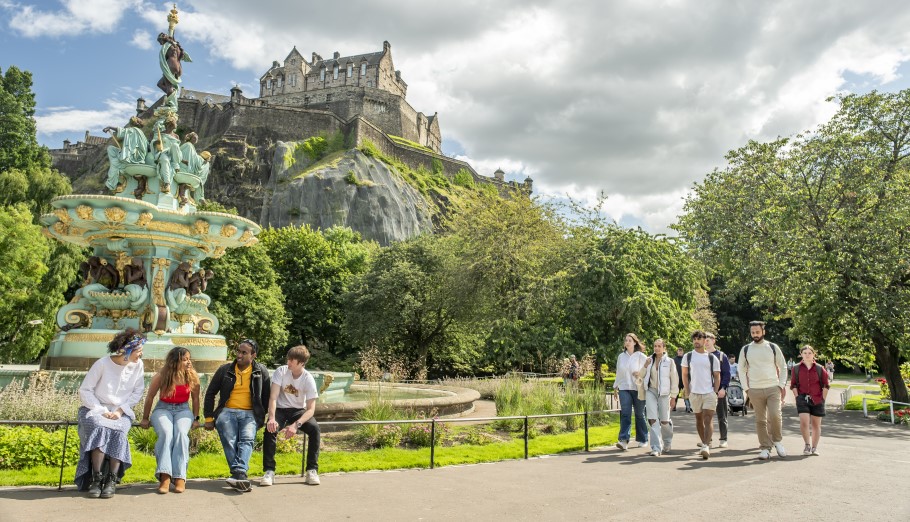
[3,0,910,231]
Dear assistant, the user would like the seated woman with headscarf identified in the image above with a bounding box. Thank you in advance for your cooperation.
[75,328,146,499]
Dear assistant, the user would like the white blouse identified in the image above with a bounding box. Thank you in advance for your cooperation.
[615,350,647,391]
[79,356,146,420]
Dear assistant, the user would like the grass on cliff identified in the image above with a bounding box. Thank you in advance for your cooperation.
[388,135,434,153]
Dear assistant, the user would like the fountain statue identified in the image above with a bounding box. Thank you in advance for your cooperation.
[38,7,259,373]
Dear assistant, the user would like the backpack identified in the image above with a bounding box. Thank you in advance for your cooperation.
[792,363,824,392]
[742,341,782,388]
[684,351,720,388]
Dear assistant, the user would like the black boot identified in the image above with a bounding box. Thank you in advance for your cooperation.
[87,471,104,498]
[99,472,117,499]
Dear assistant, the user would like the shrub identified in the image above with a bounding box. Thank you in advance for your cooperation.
[432,158,444,175]
[0,373,82,423]
[353,397,406,448]
[0,426,80,470]
[374,424,403,448]
[406,420,448,447]
[462,427,496,446]
[453,169,475,188]
[190,428,223,455]
[129,427,157,455]
[360,139,381,158]
[877,378,891,399]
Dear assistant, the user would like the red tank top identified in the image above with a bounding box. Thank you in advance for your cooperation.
[160,383,190,404]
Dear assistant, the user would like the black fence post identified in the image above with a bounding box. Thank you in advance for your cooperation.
[57,422,70,491]
[523,417,529,459]
[300,433,308,477]
[584,411,589,452]
[430,419,436,469]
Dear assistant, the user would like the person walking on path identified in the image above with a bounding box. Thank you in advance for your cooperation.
[643,339,679,456]
[681,331,721,459]
[738,320,789,460]
[705,333,732,448]
[672,348,691,413]
[791,345,830,456]
[261,345,322,487]
[140,346,200,494]
[729,355,739,382]
[75,329,146,498]
[204,339,271,492]
[614,333,649,450]
[825,360,835,382]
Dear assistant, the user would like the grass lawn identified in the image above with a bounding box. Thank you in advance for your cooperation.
[0,423,619,487]
[829,382,878,390]
[843,393,892,411]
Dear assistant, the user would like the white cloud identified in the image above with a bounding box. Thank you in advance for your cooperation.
[6,0,142,37]
[36,99,134,134]
[129,29,153,50]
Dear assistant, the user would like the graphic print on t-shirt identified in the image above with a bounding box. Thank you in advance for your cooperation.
[282,383,299,397]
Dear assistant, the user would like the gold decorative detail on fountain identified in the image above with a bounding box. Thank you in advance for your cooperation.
[136,212,154,226]
[65,332,115,343]
[220,224,238,238]
[104,207,127,222]
[63,309,94,329]
[211,246,227,258]
[76,205,95,220]
[195,318,214,333]
[147,221,192,235]
[319,373,335,394]
[114,174,126,193]
[152,258,171,307]
[193,219,210,235]
[113,251,131,284]
[238,229,254,243]
[171,336,226,347]
[53,208,71,223]
[53,221,69,235]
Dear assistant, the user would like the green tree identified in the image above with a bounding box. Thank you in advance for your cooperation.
[677,90,910,402]
[260,225,374,366]
[0,66,50,173]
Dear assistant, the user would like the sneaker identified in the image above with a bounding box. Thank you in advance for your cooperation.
[773,442,787,458]
[758,449,771,460]
[719,440,728,448]
[802,444,811,456]
[663,444,671,453]
[700,446,710,460]
[696,442,706,448]
[226,472,251,492]
[636,441,648,448]
[305,469,321,485]
[615,441,628,451]
[260,470,275,487]
[810,447,819,456]
[649,450,661,457]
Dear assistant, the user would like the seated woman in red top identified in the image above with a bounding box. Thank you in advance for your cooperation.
[140,347,200,493]
[790,345,830,456]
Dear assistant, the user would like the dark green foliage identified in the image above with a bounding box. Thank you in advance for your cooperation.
[0,426,80,470]
[0,66,51,173]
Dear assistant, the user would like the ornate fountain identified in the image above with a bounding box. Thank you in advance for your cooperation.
[38,6,259,372]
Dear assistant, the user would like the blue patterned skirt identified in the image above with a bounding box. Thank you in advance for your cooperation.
[74,406,133,490]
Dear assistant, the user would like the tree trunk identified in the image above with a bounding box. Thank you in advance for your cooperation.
[871,335,910,404]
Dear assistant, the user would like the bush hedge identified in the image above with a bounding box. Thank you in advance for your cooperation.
[0,426,80,470]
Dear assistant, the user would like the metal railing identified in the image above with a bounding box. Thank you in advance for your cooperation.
[861,398,910,424]
[842,384,880,407]
[0,407,620,491]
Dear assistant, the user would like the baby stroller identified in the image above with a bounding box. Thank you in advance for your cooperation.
[727,379,747,416]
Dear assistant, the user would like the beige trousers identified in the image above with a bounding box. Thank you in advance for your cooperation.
[748,386,783,450]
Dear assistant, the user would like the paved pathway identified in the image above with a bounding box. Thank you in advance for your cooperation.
[1,395,908,521]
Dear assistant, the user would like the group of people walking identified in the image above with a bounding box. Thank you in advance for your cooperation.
[612,321,831,460]
[75,328,322,498]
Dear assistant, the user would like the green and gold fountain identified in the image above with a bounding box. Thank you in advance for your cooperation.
[38,6,258,373]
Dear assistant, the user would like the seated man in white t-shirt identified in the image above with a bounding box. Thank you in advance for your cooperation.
[681,331,721,460]
[260,345,321,487]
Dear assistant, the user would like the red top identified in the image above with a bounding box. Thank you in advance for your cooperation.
[790,362,829,404]
[160,383,191,404]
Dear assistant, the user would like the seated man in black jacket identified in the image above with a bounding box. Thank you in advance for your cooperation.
[204,339,270,492]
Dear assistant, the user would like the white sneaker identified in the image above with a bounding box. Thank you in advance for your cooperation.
[637,441,648,448]
[615,441,628,451]
[259,470,274,487]
[773,442,787,458]
[663,444,671,453]
[696,442,706,448]
[719,440,728,448]
[305,469,320,485]
[802,445,811,456]
[758,449,771,460]
[700,446,710,460]
[810,447,819,456]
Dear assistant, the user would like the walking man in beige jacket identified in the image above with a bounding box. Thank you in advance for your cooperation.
[738,321,789,460]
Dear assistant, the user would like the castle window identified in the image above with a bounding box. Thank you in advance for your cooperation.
[320,67,325,81]
[347,64,353,77]
[304,96,309,107]
[326,93,333,102]
[361,62,367,76]
[266,79,272,89]
[277,77,282,88]
[333,64,338,80]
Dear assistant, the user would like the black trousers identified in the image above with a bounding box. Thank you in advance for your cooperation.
[715,395,728,440]
[262,408,320,472]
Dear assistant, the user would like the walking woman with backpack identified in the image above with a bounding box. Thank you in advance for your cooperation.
[790,345,830,456]
[140,346,201,493]
[643,339,679,456]
[614,333,649,450]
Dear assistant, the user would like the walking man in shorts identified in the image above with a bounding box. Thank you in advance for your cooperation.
[681,331,721,459]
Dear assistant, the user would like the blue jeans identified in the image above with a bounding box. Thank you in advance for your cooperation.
[151,401,193,479]
[618,389,648,443]
[215,408,257,476]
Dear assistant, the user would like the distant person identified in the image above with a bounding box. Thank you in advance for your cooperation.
[825,360,835,382]
[738,321,789,460]
[563,355,580,388]
[140,346,200,494]
[729,355,739,382]
[672,347,691,413]
[787,358,796,372]
[791,345,830,456]
[614,333,649,450]
[75,329,146,498]
[681,331,721,460]
[643,339,679,456]
[204,339,271,492]
[705,332,731,448]
[261,345,322,487]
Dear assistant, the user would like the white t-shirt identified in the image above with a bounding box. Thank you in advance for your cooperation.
[272,365,319,409]
[681,351,720,395]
